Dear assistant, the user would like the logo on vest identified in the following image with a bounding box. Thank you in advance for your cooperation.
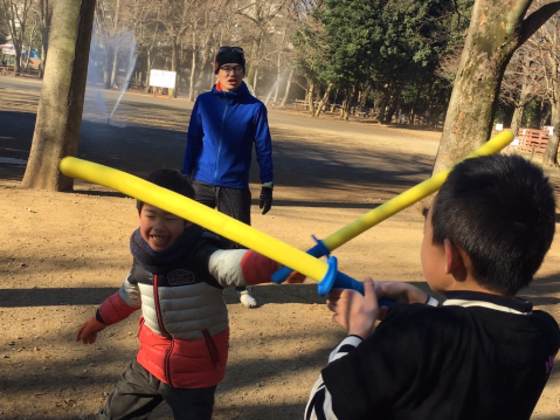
[167,269,196,285]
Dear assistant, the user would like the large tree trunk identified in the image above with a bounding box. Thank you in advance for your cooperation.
[14,49,22,75]
[21,0,96,191]
[433,3,518,173]
[543,27,560,166]
[433,0,560,175]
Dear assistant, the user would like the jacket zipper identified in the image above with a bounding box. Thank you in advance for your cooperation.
[202,329,220,366]
[153,274,174,384]
[214,100,228,184]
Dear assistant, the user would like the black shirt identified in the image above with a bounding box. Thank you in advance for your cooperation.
[318,291,560,420]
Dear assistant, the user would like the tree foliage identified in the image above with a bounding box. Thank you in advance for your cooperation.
[13,0,560,191]
[433,0,560,176]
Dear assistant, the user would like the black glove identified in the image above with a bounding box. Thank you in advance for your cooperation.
[259,184,273,215]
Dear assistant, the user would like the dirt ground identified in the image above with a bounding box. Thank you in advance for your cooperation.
[1,76,560,420]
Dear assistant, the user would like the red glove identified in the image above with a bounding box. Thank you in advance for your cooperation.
[286,270,306,284]
[76,316,106,344]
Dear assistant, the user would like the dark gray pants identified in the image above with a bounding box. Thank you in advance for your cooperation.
[192,180,252,293]
[97,360,216,420]
[191,179,252,230]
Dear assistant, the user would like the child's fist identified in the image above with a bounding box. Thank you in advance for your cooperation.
[286,270,306,284]
[76,316,106,344]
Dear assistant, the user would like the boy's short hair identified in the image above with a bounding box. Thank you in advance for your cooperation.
[431,154,556,296]
[136,169,194,212]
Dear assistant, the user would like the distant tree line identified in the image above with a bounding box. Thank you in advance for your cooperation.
[3,0,560,137]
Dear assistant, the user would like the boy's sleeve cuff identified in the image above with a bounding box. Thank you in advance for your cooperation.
[426,296,439,307]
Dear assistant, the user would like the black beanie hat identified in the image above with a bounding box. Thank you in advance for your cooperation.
[214,48,245,74]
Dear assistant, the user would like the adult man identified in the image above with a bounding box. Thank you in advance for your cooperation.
[181,46,274,308]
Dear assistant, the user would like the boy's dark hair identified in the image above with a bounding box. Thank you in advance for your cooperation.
[136,169,194,212]
[431,154,556,296]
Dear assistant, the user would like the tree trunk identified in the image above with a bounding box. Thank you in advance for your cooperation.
[169,40,179,98]
[314,82,334,118]
[360,83,372,110]
[40,30,48,77]
[245,38,259,89]
[145,49,152,93]
[432,0,560,175]
[188,33,196,101]
[510,81,532,137]
[253,66,259,94]
[543,103,560,166]
[25,23,37,70]
[39,0,52,79]
[375,86,389,123]
[194,42,212,96]
[21,0,96,191]
[144,28,158,93]
[109,0,120,89]
[103,45,113,89]
[14,49,22,74]
[527,98,543,128]
[272,67,281,106]
[343,83,358,121]
[510,104,525,139]
[279,68,294,109]
[110,48,119,88]
[340,92,347,119]
[306,81,315,115]
[384,85,401,124]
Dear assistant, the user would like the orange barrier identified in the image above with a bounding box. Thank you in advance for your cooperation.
[517,128,549,154]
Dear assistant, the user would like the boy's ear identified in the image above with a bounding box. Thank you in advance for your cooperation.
[443,239,467,281]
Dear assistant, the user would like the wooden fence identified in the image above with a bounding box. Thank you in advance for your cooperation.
[516,128,550,154]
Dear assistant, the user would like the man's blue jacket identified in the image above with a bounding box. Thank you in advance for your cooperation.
[181,82,273,189]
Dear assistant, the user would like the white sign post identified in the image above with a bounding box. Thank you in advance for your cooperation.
[149,69,176,97]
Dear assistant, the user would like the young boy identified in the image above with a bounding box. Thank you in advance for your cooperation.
[305,154,560,420]
[76,169,281,420]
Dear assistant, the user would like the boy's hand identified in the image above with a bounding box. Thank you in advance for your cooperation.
[285,270,306,284]
[375,281,429,305]
[76,316,106,344]
[326,278,378,339]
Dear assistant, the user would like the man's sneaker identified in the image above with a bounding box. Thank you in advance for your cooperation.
[237,290,258,308]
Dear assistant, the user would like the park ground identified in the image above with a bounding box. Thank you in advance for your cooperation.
[1,75,560,419]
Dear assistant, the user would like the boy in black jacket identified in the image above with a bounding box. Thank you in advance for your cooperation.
[306,154,560,420]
